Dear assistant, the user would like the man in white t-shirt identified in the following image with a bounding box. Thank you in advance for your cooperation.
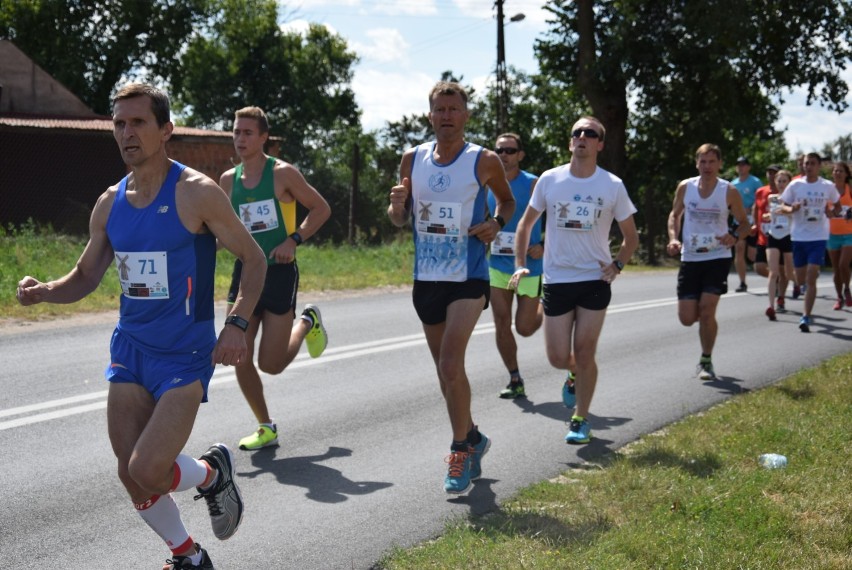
[510,116,638,445]
[778,152,841,332]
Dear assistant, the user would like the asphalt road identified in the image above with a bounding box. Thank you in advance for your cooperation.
[1,271,849,569]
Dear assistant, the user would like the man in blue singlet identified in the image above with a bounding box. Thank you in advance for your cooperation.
[16,84,267,569]
[220,106,331,452]
[730,156,763,292]
[388,81,515,496]
[486,133,546,400]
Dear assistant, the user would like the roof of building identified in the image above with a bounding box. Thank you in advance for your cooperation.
[0,114,231,138]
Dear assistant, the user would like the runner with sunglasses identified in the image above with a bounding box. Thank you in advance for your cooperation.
[510,117,638,445]
[486,133,549,401]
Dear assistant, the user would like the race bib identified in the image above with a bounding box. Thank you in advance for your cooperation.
[491,231,515,256]
[237,198,279,233]
[686,233,722,254]
[772,216,790,230]
[803,206,822,222]
[555,201,597,231]
[114,251,169,299]
[415,200,462,237]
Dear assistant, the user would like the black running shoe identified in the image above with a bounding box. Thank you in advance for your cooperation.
[163,543,214,569]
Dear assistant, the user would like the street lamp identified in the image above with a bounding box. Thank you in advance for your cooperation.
[495,0,525,135]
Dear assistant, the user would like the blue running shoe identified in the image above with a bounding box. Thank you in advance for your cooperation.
[799,315,811,333]
[443,449,473,495]
[565,417,591,444]
[469,432,491,481]
[562,371,576,408]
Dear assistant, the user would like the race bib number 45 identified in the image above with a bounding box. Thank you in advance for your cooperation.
[237,198,279,233]
[114,251,169,299]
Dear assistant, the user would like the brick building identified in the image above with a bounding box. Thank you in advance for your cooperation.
[0,40,279,232]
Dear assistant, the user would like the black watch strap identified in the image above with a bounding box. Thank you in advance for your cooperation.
[493,215,506,229]
[613,259,624,272]
[225,314,249,332]
[289,232,303,245]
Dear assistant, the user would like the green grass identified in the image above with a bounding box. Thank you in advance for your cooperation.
[378,355,852,569]
[1,224,414,320]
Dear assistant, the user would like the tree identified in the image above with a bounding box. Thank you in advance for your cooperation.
[0,0,211,115]
[172,0,359,167]
[537,0,852,262]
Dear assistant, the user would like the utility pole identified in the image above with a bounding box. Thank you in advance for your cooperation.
[495,0,507,136]
[495,0,525,137]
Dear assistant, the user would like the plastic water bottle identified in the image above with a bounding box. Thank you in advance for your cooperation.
[758,453,788,469]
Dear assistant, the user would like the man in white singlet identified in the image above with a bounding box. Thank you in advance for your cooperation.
[387,81,515,496]
[667,143,750,380]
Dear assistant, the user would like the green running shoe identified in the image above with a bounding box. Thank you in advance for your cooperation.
[697,358,715,380]
[302,304,328,358]
[499,379,526,399]
[238,423,278,450]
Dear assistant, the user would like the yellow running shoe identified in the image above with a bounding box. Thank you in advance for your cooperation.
[302,304,328,358]
[238,424,278,450]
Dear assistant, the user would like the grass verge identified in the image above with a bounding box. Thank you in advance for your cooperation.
[2,225,414,320]
[377,354,852,570]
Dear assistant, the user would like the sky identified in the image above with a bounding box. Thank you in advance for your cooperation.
[283,0,852,157]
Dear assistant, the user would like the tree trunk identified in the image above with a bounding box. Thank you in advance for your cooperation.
[575,0,629,178]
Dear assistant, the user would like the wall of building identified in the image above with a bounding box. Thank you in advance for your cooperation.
[0,40,96,117]
[1,127,281,232]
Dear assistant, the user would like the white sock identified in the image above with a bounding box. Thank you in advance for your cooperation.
[134,494,193,555]
[171,453,213,492]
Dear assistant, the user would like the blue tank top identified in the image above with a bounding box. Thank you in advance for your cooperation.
[106,161,216,362]
[410,142,489,282]
[487,170,542,276]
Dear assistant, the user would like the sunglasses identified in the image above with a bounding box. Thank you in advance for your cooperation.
[572,128,600,139]
[495,147,520,155]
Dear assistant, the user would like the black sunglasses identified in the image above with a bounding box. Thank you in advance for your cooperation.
[572,128,600,139]
[495,147,520,155]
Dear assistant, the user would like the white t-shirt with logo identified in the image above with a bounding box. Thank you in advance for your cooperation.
[530,164,636,283]
[780,177,840,242]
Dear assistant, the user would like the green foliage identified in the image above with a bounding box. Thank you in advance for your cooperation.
[172,0,359,167]
[0,0,212,114]
[535,0,852,264]
[380,353,852,569]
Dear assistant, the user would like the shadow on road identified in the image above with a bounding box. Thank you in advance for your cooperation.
[240,445,393,503]
[447,477,498,516]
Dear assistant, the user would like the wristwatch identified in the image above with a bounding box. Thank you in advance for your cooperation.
[612,259,624,273]
[225,314,249,332]
[493,215,506,229]
[289,232,303,246]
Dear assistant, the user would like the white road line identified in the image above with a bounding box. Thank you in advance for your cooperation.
[0,281,835,432]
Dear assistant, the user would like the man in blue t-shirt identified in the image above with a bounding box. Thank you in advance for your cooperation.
[486,133,545,400]
[730,156,763,292]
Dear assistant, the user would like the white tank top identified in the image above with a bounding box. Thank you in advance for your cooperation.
[681,176,732,262]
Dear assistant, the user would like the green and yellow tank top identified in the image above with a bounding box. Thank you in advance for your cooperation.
[230,156,296,264]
